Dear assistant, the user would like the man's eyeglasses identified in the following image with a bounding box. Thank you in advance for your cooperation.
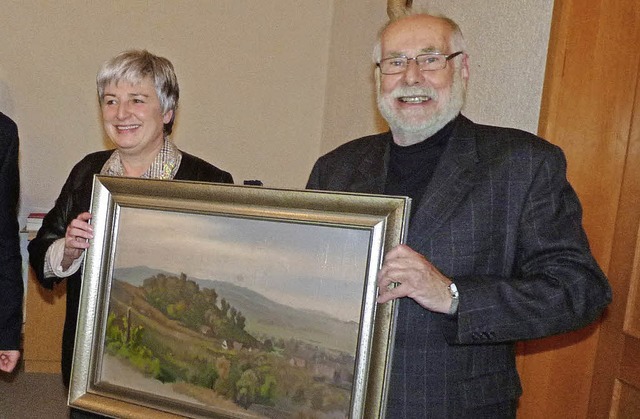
[377,51,464,75]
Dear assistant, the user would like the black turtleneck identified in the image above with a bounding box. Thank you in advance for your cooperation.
[384,117,457,214]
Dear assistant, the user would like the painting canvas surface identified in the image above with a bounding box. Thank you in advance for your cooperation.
[100,206,371,418]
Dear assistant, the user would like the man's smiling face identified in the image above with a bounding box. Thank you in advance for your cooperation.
[376,14,468,144]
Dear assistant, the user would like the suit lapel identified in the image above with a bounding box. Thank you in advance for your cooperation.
[348,132,391,195]
[407,116,480,247]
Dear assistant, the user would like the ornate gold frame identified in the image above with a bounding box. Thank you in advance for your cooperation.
[69,175,410,418]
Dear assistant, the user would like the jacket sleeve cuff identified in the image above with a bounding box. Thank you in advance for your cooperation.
[45,238,84,278]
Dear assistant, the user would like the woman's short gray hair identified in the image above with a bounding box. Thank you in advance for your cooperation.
[96,49,179,135]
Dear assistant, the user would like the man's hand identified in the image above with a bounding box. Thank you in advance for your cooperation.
[377,244,454,314]
[0,350,20,373]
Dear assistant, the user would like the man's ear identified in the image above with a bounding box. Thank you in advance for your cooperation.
[461,53,470,81]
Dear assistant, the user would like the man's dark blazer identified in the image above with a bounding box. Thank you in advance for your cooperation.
[28,150,233,386]
[0,112,23,352]
[307,115,611,417]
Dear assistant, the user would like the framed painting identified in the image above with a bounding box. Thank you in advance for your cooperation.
[69,175,410,418]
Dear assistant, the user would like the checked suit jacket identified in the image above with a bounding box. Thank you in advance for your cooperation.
[306,115,611,418]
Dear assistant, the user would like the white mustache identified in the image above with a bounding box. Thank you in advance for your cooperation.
[389,87,438,100]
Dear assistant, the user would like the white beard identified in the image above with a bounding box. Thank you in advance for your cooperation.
[377,72,466,146]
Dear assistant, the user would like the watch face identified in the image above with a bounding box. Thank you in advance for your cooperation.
[448,283,459,298]
[447,283,460,315]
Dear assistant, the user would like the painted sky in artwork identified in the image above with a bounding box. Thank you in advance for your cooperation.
[111,207,373,323]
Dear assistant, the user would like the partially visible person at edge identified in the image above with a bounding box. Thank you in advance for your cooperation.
[28,50,233,397]
[0,112,23,374]
[306,11,611,418]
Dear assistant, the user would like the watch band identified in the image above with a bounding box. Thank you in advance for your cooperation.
[447,282,459,315]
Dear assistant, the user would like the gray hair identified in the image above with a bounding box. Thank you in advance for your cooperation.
[96,49,179,135]
[372,12,467,68]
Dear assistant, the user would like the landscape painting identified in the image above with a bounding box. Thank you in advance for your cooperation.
[69,176,409,419]
[101,207,370,418]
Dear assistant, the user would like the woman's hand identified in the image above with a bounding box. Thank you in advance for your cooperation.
[61,212,93,270]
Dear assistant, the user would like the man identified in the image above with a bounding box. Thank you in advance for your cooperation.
[0,112,23,373]
[306,12,611,418]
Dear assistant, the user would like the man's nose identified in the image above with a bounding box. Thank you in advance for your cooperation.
[403,59,425,85]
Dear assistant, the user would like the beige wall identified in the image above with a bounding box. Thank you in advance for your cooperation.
[0,0,333,218]
[1,0,552,219]
[321,0,390,153]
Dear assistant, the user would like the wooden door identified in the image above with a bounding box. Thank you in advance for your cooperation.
[587,51,640,418]
[516,0,640,417]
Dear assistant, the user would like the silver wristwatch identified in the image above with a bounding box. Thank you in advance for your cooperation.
[447,282,459,315]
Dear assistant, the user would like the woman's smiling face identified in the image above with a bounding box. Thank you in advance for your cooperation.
[101,77,173,157]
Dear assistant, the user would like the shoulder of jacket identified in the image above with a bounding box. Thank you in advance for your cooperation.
[74,150,113,166]
[0,112,18,131]
[65,150,113,186]
[462,118,562,158]
[321,132,390,160]
[179,151,233,181]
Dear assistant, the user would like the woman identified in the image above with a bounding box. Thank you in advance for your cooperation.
[28,50,233,390]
